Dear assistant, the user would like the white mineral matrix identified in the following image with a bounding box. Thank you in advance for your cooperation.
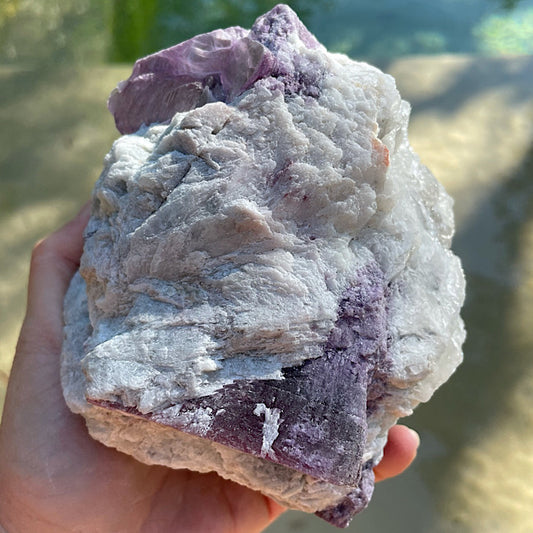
[61,4,465,528]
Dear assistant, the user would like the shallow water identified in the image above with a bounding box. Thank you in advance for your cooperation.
[1,2,533,532]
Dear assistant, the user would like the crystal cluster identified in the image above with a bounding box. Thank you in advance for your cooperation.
[61,4,465,527]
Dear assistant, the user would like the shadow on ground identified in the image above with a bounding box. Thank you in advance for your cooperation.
[407,104,533,531]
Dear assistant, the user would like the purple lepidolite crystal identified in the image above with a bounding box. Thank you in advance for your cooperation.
[61,4,465,528]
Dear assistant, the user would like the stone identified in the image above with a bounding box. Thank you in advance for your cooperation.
[61,4,465,528]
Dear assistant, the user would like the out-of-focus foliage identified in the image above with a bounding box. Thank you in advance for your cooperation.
[0,0,20,58]
[1,0,532,67]
[0,0,19,25]
[0,0,108,65]
[474,7,533,54]
[108,0,158,62]
[499,0,523,9]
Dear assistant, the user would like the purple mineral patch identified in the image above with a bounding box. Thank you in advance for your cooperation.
[108,4,324,134]
[91,263,387,525]
[108,27,274,134]
[316,462,375,528]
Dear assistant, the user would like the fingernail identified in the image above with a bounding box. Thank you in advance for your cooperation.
[408,428,420,449]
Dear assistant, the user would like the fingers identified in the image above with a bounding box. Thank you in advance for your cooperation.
[24,202,91,345]
[2,202,91,462]
[374,425,420,482]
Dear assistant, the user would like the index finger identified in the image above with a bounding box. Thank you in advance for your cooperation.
[24,202,91,340]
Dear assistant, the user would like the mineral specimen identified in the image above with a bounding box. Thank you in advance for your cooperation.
[61,4,466,528]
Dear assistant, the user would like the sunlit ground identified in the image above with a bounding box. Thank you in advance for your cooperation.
[1,2,533,532]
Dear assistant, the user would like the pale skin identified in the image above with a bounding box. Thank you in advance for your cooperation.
[0,205,419,533]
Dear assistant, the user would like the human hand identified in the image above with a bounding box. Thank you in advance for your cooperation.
[0,205,419,533]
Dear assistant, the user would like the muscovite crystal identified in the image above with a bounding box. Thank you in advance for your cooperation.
[61,4,465,528]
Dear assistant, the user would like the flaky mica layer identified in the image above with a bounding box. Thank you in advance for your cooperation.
[61,5,465,528]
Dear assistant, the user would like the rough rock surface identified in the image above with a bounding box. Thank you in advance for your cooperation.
[61,4,466,528]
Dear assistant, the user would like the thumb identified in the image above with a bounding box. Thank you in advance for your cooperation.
[374,425,420,482]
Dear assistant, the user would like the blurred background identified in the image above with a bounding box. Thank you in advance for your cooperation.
[1,1,532,531]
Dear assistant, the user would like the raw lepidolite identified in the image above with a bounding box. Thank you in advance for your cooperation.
[61,4,465,528]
